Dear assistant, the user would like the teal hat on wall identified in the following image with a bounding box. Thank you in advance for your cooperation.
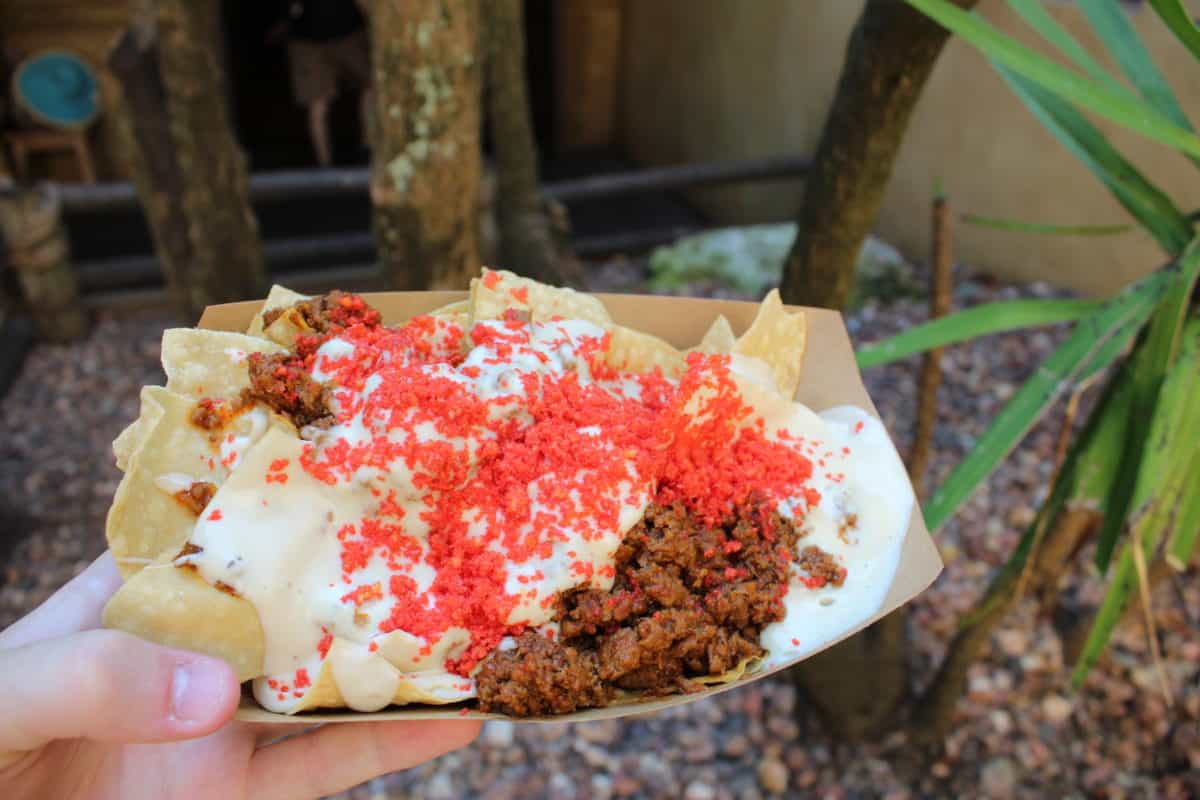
[13,50,101,131]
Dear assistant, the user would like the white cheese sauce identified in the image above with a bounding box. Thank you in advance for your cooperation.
[163,318,913,712]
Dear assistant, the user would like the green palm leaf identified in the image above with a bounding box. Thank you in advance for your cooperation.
[1000,67,1193,256]
[904,0,1200,158]
[1072,343,1200,685]
[923,271,1170,532]
[1006,0,1127,94]
[855,298,1103,369]
[1148,0,1200,71]
[1077,0,1198,168]
[960,213,1133,236]
[1094,240,1200,570]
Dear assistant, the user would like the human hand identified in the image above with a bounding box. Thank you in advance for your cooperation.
[0,551,481,800]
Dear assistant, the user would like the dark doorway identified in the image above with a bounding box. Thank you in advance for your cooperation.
[221,0,368,170]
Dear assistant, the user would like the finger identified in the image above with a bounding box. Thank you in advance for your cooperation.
[247,719,481,800]
[0,628,239,761]
[0,551,122,650]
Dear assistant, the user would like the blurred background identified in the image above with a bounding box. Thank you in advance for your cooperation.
[0,1,1197,798]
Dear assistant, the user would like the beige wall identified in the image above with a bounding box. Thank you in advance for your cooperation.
[619,0,1200,297]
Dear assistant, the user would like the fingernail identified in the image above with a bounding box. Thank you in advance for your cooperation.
[171,660,224,722]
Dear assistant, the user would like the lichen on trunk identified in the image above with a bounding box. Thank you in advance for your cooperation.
[369,0,482,290]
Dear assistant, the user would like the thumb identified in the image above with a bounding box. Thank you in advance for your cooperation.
[0,629,239,762]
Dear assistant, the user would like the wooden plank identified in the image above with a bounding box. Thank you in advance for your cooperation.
[554,0,623,153]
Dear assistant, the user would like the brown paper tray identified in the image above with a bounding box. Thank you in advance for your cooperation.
[193,290,943,724]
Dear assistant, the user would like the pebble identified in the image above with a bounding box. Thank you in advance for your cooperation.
[578,719,620,745]
[547,771,575,800]
[722,733,751,757]
[481,720,515,748]
[684,780,718,800]
[757,758,789,795]
[980,757,1018,799]
[1041,694,1074,726]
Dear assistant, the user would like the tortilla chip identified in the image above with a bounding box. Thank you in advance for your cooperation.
[731,289,807,399]
[606,325,686,376]
[162,329,281,400]
[690,314,737,355]
[469,268,611,329]
[262,306,317,348]
[103,555,264,681]
[246,285,310,338]
[113,387,165,472]
[429,299,468,320]
[106,389,282,578]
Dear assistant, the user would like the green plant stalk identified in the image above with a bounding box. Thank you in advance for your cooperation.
[1000,68,1193,256]
[904,0,1200,158]
[1094,240,1200,569]
[1149,0,1200,64]
[959,213,1133,236]
[1166,455,1200,571]
[1072,425,1196,686]
[1163,317,1200,570]
[923,271,1170,532]
[1074,316,1200,680]
[855,298,1102,369]
[953,333,1135,630]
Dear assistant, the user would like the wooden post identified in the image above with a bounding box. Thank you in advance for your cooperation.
[0,184,89,341]
[909,192,953,499]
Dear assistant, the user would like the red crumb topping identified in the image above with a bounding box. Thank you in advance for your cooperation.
[263,291,834,676]
[207,509,223,521]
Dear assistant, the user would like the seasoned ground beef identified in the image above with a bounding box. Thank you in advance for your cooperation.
[261,291,382,334]
[476,498,804,716]
[244,352,333,429]
[798,545,846,587]
[173,482,216,515]
[190,398,231,431]
[472,632,611,717]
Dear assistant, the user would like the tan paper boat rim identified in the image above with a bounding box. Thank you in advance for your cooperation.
[188,290,943,724]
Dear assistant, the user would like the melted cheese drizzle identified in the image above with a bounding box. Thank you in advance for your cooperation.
[170,314,913,712]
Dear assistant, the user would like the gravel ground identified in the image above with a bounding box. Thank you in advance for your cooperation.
[1,265,1196,799]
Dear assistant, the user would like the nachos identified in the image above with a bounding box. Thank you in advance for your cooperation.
[103,269,915,717]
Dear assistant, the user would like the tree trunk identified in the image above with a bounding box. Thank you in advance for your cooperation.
[109,0,266,322]
[779,0,979,310]
[156,0,267,306]
[483,0,582,287]
[784,1,978,742]
[369,0,482,290]
[792,609,910,742]
[0,185,88,341]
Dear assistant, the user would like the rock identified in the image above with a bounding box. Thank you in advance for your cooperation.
[590,774,613,800]
[980,757,1018,799]
[990,709,1013,735]
[684,780,718,800]
[758,758,789,795]
[578,718,621,745]
[611,774,640,798]
[547,771,575,800]
[1041,694,1074,726]
[425,771,456,800]
[481,720,515,748]
[723,733,751,757]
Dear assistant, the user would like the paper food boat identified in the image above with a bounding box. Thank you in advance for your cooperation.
[160,289,944,724]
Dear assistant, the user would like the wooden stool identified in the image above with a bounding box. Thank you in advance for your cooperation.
[5,128,96,184]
